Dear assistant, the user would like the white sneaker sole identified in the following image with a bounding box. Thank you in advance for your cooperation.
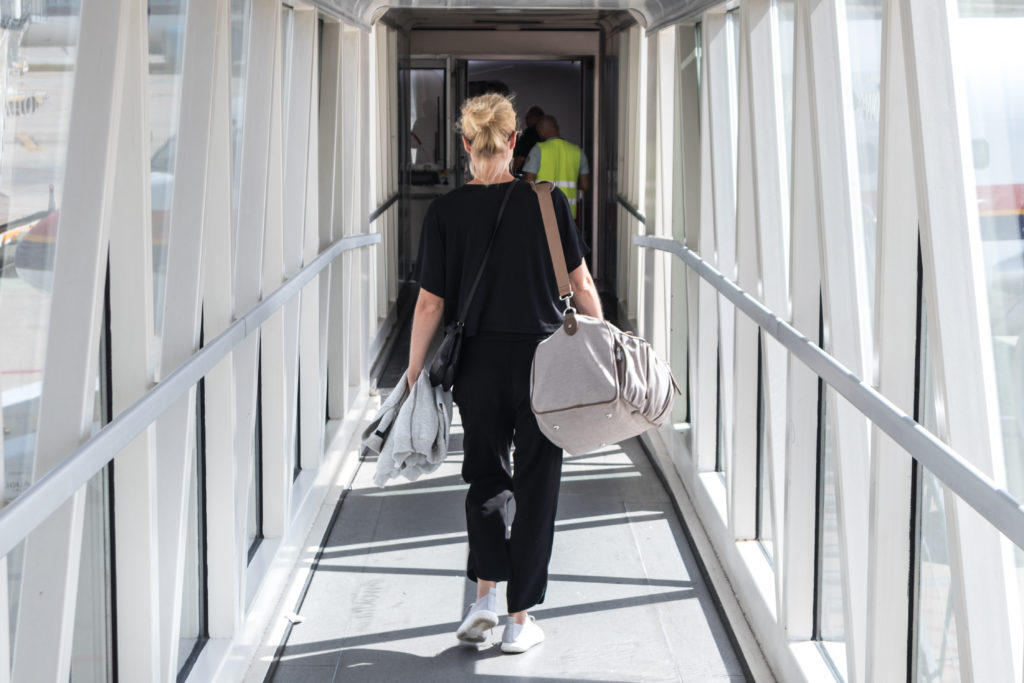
[500,633,545,653]
[456,610,498,643]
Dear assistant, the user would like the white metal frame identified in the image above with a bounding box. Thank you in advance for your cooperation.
[0,1,387,680]
[899,0,1023,679]
[5,1,1024,681]
[705,10,739,493]
[12,0,131,679]
[741,0,789,599]
[629,1,1024,681]
[616,24,647,325]
[780,0,820,643]
[109,2,160,680]
[864,0,916,676]
[801,0,873,676]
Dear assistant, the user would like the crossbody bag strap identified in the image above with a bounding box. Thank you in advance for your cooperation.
[455,179,518,325]
[530,181,573,300]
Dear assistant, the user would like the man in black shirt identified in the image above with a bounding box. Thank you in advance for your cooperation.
[512,105,544,174]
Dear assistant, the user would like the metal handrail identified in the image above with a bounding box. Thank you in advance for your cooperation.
[617,195,646,224]
[0,232,381,558]
[368,192,400,223]
[635,234,1024,551]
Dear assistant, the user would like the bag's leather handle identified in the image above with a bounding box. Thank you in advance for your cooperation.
[531,182,573,299]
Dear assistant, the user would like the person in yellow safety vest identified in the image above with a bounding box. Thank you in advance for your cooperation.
[522,115,591,220]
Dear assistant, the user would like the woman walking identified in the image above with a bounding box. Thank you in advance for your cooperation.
[405,93,603,654]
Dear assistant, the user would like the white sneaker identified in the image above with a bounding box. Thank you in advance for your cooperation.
[456,589,498,643]
[500,615,544,654]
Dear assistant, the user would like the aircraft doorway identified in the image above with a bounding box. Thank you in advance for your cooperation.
[463,59,597,273]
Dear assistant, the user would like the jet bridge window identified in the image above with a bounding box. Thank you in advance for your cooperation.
[409,67,446,172]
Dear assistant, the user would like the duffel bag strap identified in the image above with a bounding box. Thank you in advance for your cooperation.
[530,182,573,304]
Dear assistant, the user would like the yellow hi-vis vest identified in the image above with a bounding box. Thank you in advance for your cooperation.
[536,138,582,219]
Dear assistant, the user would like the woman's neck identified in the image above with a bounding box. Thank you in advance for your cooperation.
[467,172,514,186]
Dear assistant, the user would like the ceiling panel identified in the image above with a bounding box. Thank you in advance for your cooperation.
[310,0,723,32]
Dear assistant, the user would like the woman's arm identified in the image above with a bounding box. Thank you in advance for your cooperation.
[569,260,603,320]
[407,288,445,389]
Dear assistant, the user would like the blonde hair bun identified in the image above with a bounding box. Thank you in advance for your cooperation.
[458,93,517,159]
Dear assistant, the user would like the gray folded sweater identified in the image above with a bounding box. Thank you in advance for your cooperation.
[362,370,452,487]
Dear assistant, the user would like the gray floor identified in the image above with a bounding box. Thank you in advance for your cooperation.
[266,408,748,683]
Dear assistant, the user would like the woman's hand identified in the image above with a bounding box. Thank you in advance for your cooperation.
[407,288,445,389]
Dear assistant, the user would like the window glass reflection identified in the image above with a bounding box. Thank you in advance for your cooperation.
[757,342,774,562]
[727,10,739,159]
[0,0,83,659]
[149,0,188,344]
[409,68,444,169]
[915,468,962,682]
[914,303,962,681]
[845,0,882,322]
[956,0,1024,667]
[281,6,293,134]
[776,0,794,174]
[231,0,250,228]
[71,469,113,682]
[0,0,81,495]
[818,390,846,654]
[69,300,112,682]
[248,355,263,561]
[178,383,207,677]
[956,0,1024,494]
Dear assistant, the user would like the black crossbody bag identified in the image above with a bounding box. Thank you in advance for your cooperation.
[428,180,517,390]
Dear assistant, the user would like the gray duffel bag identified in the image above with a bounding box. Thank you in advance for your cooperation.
[527,182,678,455]
[530,311,678,455]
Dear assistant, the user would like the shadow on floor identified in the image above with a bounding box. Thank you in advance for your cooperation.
[276,646,645,683]
[265,436,747,683]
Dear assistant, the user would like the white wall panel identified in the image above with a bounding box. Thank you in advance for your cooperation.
[704,11,738,485]
[278,9,316,481]
[693,20,721,475]
[742,1,789,594]
[781,0,820,641]
[676,24,700,429]
[802,1,872,677]
[640,32,658,343]
[326,25,355,417]
[731,12,759,541]
[864,0,916,677]
[356,29,375,388]
[299,14,326,472]
[617,24,646,324]
[232,0,279,625]
[615,27,631,313]
[342,26,362,402]
[109,3,160,678]
[201,0,241,640]
[319,20,342,423]
[653,28,679,370]
[259,0,289,540]
[153,0,229,676]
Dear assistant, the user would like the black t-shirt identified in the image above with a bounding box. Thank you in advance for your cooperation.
[416,180,588,339]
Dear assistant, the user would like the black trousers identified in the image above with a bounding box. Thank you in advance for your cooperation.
[453,336,563,613]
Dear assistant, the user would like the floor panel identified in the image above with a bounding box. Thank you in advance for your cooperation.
[265,411,746,682]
